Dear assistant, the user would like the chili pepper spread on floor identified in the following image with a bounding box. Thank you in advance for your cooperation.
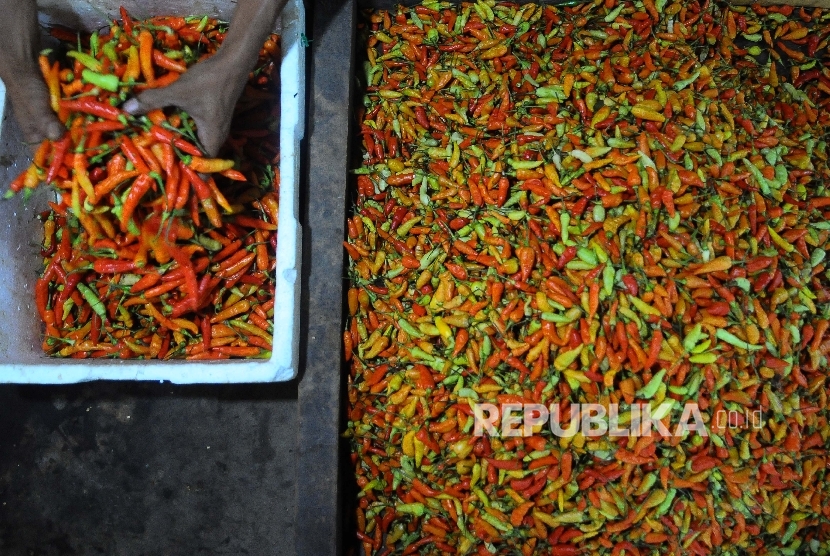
[345,1,830,554]
[8,11,281,359]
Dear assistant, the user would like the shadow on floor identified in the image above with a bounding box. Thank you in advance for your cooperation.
[0,381,298,556]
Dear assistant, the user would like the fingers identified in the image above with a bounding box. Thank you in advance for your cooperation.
[121,63,236,157]
[120,97,145,115]
[123,84,186,116]
[41,119,64,142]
[124,86,231,157]
[193,114,228,158]
[7,74,63,144]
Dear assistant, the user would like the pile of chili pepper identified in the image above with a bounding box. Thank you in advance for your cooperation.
[8,10,281,359]
[345,0,830,554]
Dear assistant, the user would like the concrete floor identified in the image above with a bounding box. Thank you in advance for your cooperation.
[0,382,298,556]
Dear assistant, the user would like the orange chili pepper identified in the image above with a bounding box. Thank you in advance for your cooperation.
[138,30,156,84]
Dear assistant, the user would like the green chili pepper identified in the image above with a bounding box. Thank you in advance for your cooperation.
[651,399,676,420]
[634,473,657,496]
[733,277,751,292]
[781,521,798,545]
[690,339,712,354]
[76,283,107,320]
[554,344,583,371]
[409,346,436,363]
[67,50,102,72]
[541,311,578,324]
[743,159,774,195]
[196,235,223,252]
[90,31,100,57]
[473,0,494,22]
[706,148,723,165]
[673,70,701,91]
[396,502,425,516]
[629,295,662,317]
[551,511,586,524]
[716,329,764,351]
[689,352,717,364]
[480,512,512,532]
[508,159,544,170]
[683,324,705,352]
[604,3,624,21]
[419,247,442,270]
[102,41,118,64]
[535,86,566,100]
[655,488,677,516]
[811,248,825,267]
[603,265,615,297]
[593,203,606,222]
[637,369,666,399]
[62,297,76,321]
[560,212,571,243]
[195,15,209,32]
[576,247,598,265]
[396,216,421,236]
[81,69,120,92]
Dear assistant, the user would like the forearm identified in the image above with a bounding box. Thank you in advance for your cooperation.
[0,0,40,81]
[215,0,287,76]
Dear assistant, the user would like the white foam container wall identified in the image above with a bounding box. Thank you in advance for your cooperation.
[0,0,304,383]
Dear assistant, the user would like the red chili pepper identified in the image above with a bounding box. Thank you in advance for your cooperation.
[119,174,154,232]
[118,135,150,173]
[793,69,820,88]
[415,428,441,455]
[93,260,138,274]
[622,274,639,296]
[180,163,212,201]
[558,246,577,269]
[120,6,134,34]
[45,136,71,184]
[486,457,522,471]
[60,98,124,121]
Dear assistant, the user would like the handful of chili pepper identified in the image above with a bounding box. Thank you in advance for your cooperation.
[346,0,830,554]
[9,10,281,360]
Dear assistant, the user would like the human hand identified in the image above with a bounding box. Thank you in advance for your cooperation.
[122,52,248,157]
[0,0,63,145]
[122,0,285,157]
[2,69,64,145]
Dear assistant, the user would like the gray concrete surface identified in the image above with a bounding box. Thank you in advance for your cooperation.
[0,382,298,556]
[294,0,354,554]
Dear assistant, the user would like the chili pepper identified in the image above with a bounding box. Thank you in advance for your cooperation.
[180,163,212,201]
[45,136,71,184]
[207,300,251,324]
[151,49,187,73]
[119,174,153,232]
[14,11,281,360]
[217,252,256,279]
[205,176,232,213]
[60,98,123,121]
[188,156,235,174]
[93,259,137,274]
[135,143,162,175]
[137,30,156,85]
[148,125,203,156]
[347,2,830,554]
[66,50,102,72]
[38,57,62,113]
[81,69,120,92]
[128,272,161,294]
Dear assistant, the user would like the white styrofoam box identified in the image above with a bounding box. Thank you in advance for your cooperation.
[0,0,304,383]
[0,79,5,139]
